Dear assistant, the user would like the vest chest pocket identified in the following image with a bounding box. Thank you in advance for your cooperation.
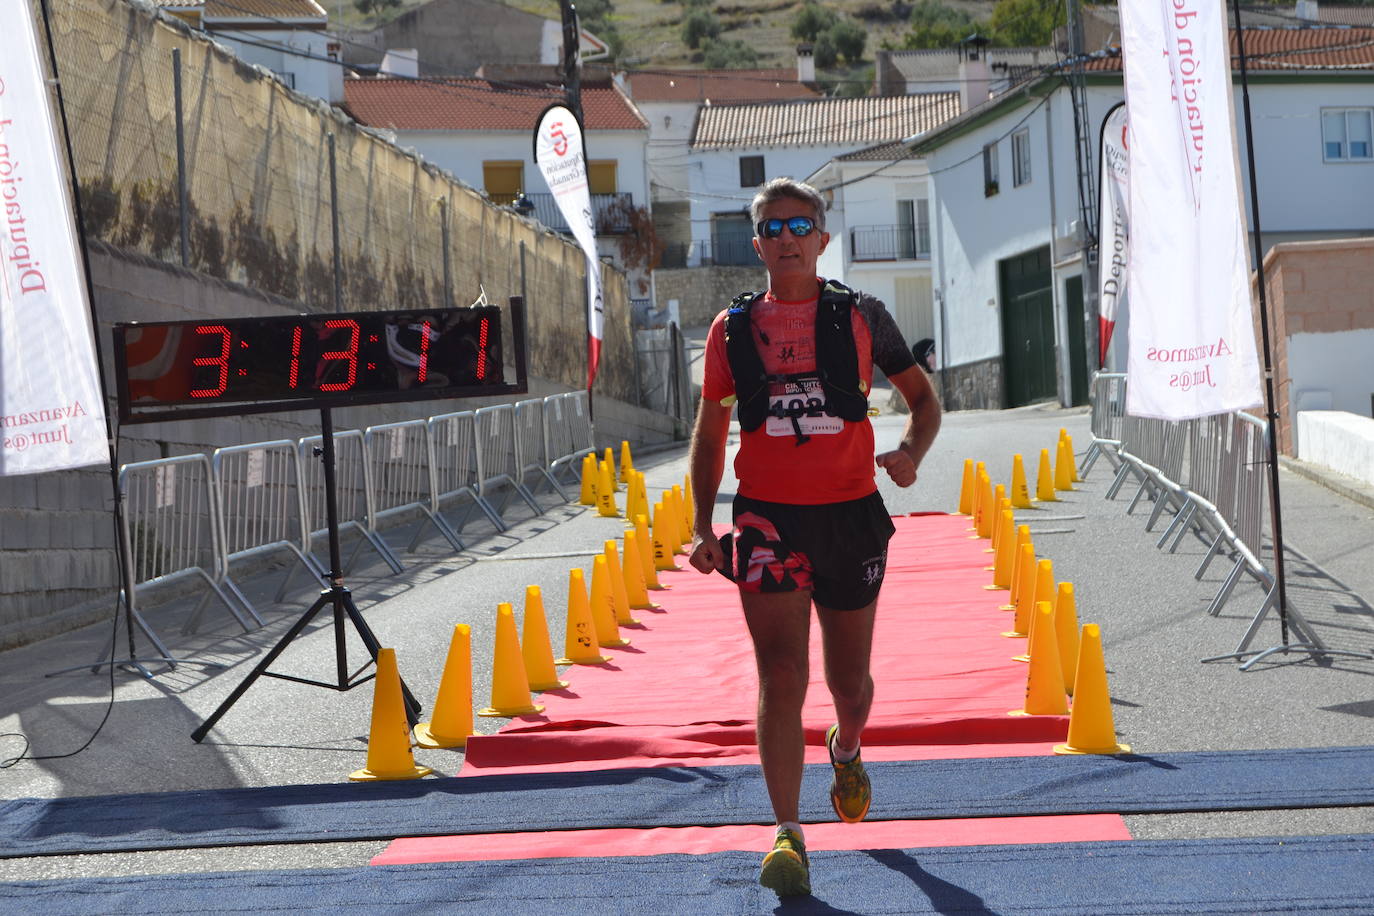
[765,378,843,437]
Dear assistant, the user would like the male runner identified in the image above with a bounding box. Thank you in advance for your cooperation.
[688,177,941,896]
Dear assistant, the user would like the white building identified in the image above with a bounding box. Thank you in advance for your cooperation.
[908,26,1374,411]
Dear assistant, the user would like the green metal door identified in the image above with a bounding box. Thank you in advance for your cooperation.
[1065,274,1089,406]
[999,247,1056,407]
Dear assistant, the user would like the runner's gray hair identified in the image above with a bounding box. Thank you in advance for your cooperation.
[749,178,826,233]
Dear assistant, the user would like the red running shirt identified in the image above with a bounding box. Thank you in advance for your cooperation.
[702,284,915,505]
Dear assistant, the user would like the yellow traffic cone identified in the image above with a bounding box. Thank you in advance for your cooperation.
[603,447,619,491]
[986,509,1016,590]
[604,540,642,627]
[981,483,1004,546]
[350,648,433,781]
[1000,526,1033,610]
[672,485,691,545]
[1003,547,1041,638]
[627,470,648,527]
[1010,454,1033,509]
[1036,448,1059,502]
[597,459,620,517]
[521,585,568,692]
[652,503,679,571]
[1013,558,1057,659]
[1054,582,1081,697]
[970,469,988,538]
[1055,438,1076,491]
[1009,602,1068,716]
[619,440,634,483]
[635,516,666,590]
[579,453,597,506]
[478,604,545,717]
[683,474,695,530]
[556,568,610,665]
[589,555,631,648]
[957,458,975,515]
[623,529,659,610]
[414,625,475,750]
[1054,624,1131,754]
[968,461,986,530]
[1065,433,1081,482]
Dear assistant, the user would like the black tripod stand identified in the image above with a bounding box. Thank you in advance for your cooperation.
[192,408,421,743]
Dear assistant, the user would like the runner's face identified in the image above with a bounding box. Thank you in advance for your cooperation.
[752,199,829,286]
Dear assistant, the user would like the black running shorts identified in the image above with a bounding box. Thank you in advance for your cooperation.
[725,491,896,611]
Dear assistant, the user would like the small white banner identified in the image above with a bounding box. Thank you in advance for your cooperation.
[1097,102,1129,370]
[1119,0,1262,419]
[533,103,604,390]
[0,4,108,474]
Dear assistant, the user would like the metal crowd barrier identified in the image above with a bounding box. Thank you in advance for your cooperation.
[298,428,403,575]
[212,440,324,619]
[109,392,602,648]
[514,398,567,502]
[118,454,256,656]
[1200,412,1271,616]
[365,419,464,556]
[474,404,541,524]
[1079,372,1127,479]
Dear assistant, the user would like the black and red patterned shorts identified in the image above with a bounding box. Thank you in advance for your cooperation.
[725,491,895,611]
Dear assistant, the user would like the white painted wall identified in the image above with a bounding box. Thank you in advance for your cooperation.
[217,30,344,104]
[636,99,700,205]
[1288,328,1374,417]
[1296,410,1374,485]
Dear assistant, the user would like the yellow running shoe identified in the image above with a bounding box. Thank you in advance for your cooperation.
[826,723,871,823]
[758,827,810,896]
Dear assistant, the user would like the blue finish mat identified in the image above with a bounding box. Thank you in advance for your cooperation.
[3,746,1373,858]
[4,835,1374,914]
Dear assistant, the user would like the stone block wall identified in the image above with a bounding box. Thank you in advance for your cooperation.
[654,265,769,329]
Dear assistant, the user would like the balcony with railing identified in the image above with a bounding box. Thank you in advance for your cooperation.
[489,191,635,235]
[850,224,931,262]
[660,237,758,269]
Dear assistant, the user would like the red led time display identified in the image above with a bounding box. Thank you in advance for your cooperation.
[114,306,517,424]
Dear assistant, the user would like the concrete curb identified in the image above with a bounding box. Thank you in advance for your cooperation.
[1280,455,1374,512]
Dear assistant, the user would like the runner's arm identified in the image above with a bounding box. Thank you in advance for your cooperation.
[688,398,732,572]
[876,365,941,487]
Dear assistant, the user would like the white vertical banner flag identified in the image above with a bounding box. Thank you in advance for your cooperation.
[0,4,108,475]
[533,103,604,390]
[1119,0,1262,419]
[1096,102,1129,370]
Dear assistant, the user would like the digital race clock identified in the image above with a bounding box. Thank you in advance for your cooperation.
[113,306,525,423]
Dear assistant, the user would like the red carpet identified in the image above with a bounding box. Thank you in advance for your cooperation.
[460,513,1068,775]
[374,513,1126,865]
[372,815,1131,865]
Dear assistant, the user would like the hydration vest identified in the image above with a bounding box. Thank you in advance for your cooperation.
[723,278,869,443]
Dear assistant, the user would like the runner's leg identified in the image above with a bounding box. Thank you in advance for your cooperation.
[815,599,877,754]
[741,588,812,826]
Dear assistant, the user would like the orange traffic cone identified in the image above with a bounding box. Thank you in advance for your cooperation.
[1036,448,1059,502]
[652,502,679,571]
[414,625,475,750]
[604,540,642,627]
[589,555,631,648]
[635,516,666,590]
[1055,438,1076,491]
[521,585,568,692]
[1010,454,1033,509]
[957,458,975,515]
[557,568,610,665]
[478,603,545,717]
[624,470,645,529]
[969,461,987,530]
[683,474,695,530]
[664,489,686,555]
[350,648,433,781]
[603,447,619,491]
[597,460,620,517]
[1013,558,1057,657]
[1000,525,1033,610]
[1009,602,1068,716]
[986,509,1016,590]
[981,483,1004,546]
[623,529,659,610]
[672,485,690,547]
[1065,432,1081,482]
[1054,624,1131,754]
[1054,582,1082,696]
[619,440,634,483]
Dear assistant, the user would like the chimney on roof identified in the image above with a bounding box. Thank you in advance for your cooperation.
[797,44,815,84]
[1295,0,1319,21]
[957,34,991,111]
[380,48,419,78]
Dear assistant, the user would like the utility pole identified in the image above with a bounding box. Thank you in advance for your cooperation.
[559,0,584,125]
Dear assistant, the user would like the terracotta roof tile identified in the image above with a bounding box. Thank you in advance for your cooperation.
[692,93,962,150]
[1082,26,1374,71]
[627,69,821,102]
[342,78,648,131]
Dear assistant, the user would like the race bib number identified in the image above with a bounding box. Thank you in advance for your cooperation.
[765,378,842,437]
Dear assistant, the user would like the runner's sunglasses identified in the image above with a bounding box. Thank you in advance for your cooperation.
[755,216,817,239]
